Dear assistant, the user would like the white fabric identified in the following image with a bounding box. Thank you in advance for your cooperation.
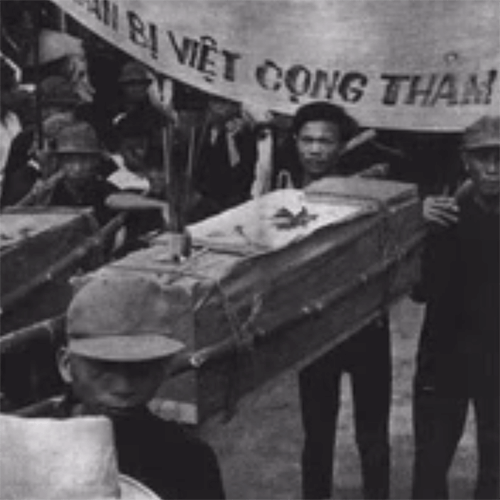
[226,129,240,167]
[250,129,274,198]
[52,0,500,131]
[0,112,21,190]
[108,154,150,192]
[190,189,363,251]
[0,415,161,499]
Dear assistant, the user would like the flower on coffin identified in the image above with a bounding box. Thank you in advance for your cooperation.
[272,206,318,230]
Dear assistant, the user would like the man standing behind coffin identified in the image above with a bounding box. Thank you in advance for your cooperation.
[411,115,499,499]
[276,102,402,499]
[18,274,226,500]
[113,61,173,196]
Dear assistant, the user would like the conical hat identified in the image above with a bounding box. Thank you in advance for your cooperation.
[0,414,160,500]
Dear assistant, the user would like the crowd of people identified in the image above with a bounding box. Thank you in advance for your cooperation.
[0,13,498,500]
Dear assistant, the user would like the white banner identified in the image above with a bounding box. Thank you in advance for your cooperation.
[53,0,499,131]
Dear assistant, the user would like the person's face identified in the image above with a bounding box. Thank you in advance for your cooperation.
[208,98,239,124]
[296,121,343,181]
[147,170,166,197]
[464,146,500,200]
[66,54,95,103]
[120,137,148,173]
[58,350,165,416]
[121,81,150,105]
[59,154,99,186]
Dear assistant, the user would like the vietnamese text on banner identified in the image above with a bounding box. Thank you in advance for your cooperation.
[52,0,499,131]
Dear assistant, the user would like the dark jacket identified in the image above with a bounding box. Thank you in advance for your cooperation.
[416,192,499,391]
[0,128,40,207]
[48,177,118,226]
[193,123,258,211]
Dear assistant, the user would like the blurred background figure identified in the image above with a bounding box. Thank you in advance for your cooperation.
[192,94,258,212]
[0,75,86,207]
[0,56,23,191]
[44,121,118,225]
[24,28,95,104]
[112,61,174,197]
[116,61,159,115]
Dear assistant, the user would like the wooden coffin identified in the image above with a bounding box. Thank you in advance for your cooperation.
[1,207,102,333]
[83,178,425,426]
[0,208,105,409]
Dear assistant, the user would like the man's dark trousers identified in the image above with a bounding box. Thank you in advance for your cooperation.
[299,318,391,499]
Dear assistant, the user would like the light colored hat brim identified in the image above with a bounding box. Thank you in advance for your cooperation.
[68,334,185,361]
[119,474,162,500]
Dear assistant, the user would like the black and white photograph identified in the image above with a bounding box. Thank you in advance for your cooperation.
[0,1,498,498]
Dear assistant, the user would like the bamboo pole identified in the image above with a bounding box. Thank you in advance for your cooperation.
[183,124,197,227]
[161,121,178,231]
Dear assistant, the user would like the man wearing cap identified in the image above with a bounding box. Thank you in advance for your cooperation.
[113,61,172,186]
[412,115,499,499]
[19,274,226,500]
[114,61,170,146]
[45,121,118,225]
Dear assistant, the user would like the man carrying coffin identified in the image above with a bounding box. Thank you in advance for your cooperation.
[412,115,499,499]
[276,101,401,499]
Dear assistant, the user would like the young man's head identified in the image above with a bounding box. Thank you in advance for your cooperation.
[58,275,187,417]
[51,122,104,191]
[292,102,359,182]
[462,115,500,205]
[207,94,240,126]
[118,61,154,108]
[292,102,358,180]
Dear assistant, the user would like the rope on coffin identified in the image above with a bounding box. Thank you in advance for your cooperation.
[190,275,264,422]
